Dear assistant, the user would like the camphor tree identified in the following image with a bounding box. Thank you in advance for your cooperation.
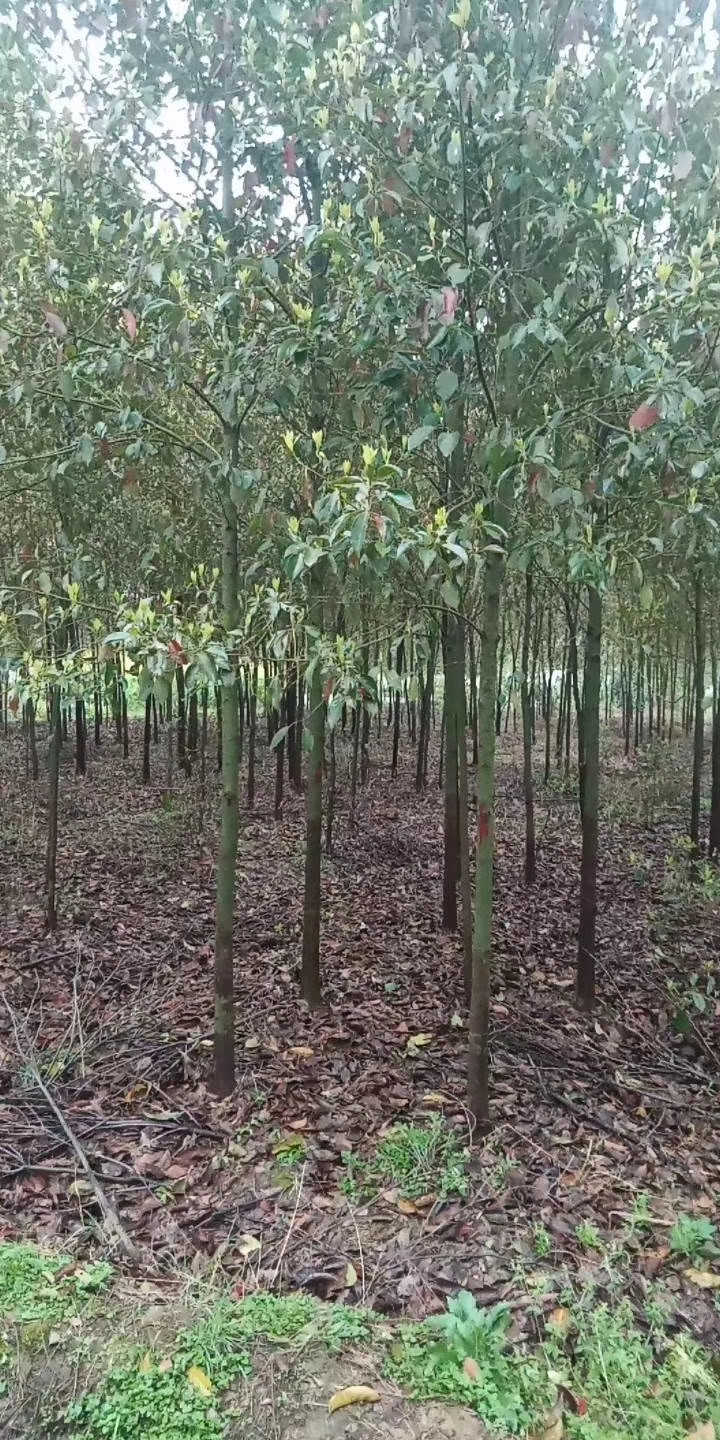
[1,0,720,1128]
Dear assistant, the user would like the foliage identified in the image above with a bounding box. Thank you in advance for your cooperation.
[668,1215,718,1263]
[386,1291,546,1435]
[342,1118,469,1202]
[0,1242,111,1325]
[543,1296,720,1440]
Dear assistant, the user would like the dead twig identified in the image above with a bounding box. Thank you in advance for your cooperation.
[3,997,143,1264]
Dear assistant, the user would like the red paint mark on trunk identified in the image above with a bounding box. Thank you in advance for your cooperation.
[477,803,490,844]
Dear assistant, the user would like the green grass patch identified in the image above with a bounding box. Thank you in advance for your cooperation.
[342,1117,469,1203]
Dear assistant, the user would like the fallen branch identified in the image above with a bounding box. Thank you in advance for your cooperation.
[3,999,143,1264]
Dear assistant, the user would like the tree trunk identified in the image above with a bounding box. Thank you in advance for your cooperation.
[213,491,240,1096]
[74,699,86,777]
[521,568,536,883]
[391,637,404,778]
[442,614,461,931]
[494,618,506,736]
[176,664,188,774]
[27,697,39,782]
[121,688,129,760]
[710,699,720,858]
[544,608,552,786]
[301,599,324,1005]
[247,668,257,810]
[143,695,152,783]
[456,628,472,997]
[274,697,285,820]
[45,686,61,931]
[565,593,585,816]
[188,691,199,765]
[350,697,361,827]
[576,585,602,1011]
[690,574,705,850]
[468,501,508,1127]
[325,725,336,855]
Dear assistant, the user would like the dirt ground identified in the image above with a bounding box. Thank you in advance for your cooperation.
[1,717,719,1342]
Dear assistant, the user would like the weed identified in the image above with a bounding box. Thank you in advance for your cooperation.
[322,1305,376,1355]
[543,1296,720,1440]
[624,1191,654,1237]
[575,1221,603,1252]
[233,1292,316,1342]
[65,1349,240,1440]
[342,1118,469,1203]
[385,1290,547,1435]
[271,1134,308,1169]
[0,1242,111,1326]
[532,1224,552,1258]
[668,1214,718,1262]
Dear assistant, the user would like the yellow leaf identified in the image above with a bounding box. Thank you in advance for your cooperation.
[345,1262,358,1287]
[687,1424,715,1440]
[406,1032,433,1056]
[187,1364,213,1396]
[463,1356,480,1380]
[238,1233,262,1257]
[244,1036,260,1050]
[397,1197,419,1215]
[328,1385,380,1414]
[422,1092,451,1108]
[548,1306,572,1336]
[138,1351,153,1374]
[684,1269,720,1289]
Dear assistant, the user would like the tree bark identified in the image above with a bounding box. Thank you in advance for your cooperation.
[468,491,509,1127]
[576,585,602,1011]
[143,694,152,783]
[690,573,705,850]
[302,598,324,1005]
[45,686,61,931]
[442,613,461,931]
[521,568,536,883]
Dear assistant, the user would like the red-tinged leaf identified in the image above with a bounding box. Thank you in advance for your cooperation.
[284,137,298,175]
[314,4,330,27]
[122,466,139,493]
[9,695,19,714]
[397,125,414,154]
[121,308,137,341]
[629,401,660,432]
[40,301,67,341]
[100,437,112,460]
[478,803,490,843]
[323,677,335,703]
[599,141,615,168]
[528,468,541,495]
[168,638,188,665]
[372,512,386,539]
[438,286,459,325]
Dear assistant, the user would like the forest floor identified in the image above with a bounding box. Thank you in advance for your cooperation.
[2,719,720,1435]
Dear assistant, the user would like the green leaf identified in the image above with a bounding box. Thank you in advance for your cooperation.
[59,370,74,402]
[440,579,460,609]
[447,130,462,165]
[447,263,469,286]
[37,571,52,596]
[438,431,459,458]
[435,369,458,402]
[408,425,435,453]
[270,724,290,750]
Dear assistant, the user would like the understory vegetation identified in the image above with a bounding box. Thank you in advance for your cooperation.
[2,0,720,1435]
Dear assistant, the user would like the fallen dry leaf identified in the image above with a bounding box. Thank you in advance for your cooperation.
[684,1269,720,1290]
[345,1261,358,1287]
[237,1233,262,1257]
[405,1032,433,1056]
[288,1045,314,1059]
[328,1386,380,1413]
[138,1351,153,1374]
[463,1356,480,1380]
[548,1306,572,1336]
[533,1411,563,1440]
[187,1364,213,1395]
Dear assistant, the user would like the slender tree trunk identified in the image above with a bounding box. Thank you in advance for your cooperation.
[668,638,679,743]
[710,702,720,859]
[274,697,285,820]
[544,608,552,786]
[494,618,506,736]
[456,627,472,997]
[442,614,461,931]
[216,685,223,771]
[577,585,602,1012]
[200,687,208,789]
[188,691,199,765]
[213,486,241,1095]
[350,695,361,827]
[45,686,61,931]
[468,478,510,1126]
[391,637,404,778]
[302,598,324,1005]
[74,699,86,777]
[247,668,257,810]
[556,639,568,765]
[27,697,39,781]
[690,574,705,849]
[152,695,159,744]
[521,568,536,883]
[565,594,585,816]
[176,665,188,774]
[325,726,336,855]
[143,695,152,783]
[121,688,129,761]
